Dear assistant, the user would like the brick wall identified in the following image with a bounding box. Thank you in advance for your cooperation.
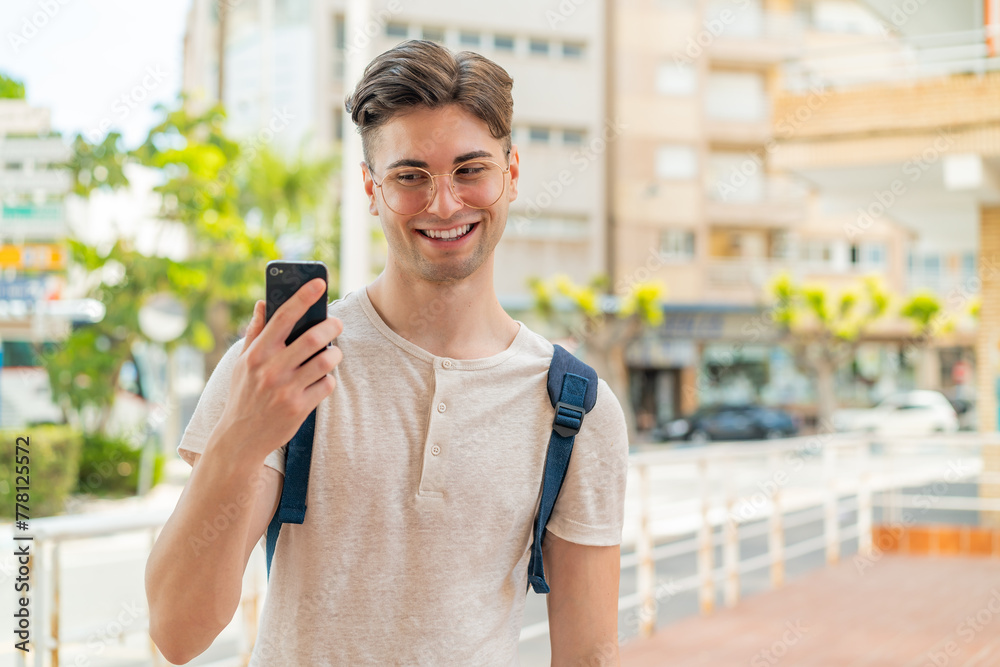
[979,206,1000,526]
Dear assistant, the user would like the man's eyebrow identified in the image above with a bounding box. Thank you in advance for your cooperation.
[383,150,495,171]
[384,158,429,170]
[453,150,493,164]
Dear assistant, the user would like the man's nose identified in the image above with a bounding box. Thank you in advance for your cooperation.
[424,177,465,219]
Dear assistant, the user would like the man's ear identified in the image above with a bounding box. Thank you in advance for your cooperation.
[361,161,379,216]
[507,145,520,203]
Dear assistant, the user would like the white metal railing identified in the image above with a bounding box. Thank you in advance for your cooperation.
[554,432,1000,643]
[4,433,999,664]
[784,26,1000,91]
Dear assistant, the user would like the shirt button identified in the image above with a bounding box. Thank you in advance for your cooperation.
[437,402,447,413]
[442,359,453,369]
[431,445,441,456]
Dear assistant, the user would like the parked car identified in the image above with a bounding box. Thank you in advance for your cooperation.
[946,395,977,431]
[652,404,798,443]
[832,390,959,436]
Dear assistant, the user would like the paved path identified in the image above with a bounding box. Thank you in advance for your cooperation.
[620,554,1000,666]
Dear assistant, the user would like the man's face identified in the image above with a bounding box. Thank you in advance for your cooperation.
[362,104,519,285]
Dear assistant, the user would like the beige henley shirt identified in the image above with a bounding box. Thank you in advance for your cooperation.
[177,286,629,665]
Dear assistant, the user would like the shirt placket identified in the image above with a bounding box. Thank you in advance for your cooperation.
[418,357,457,497]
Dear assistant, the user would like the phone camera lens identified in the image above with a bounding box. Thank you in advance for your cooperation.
[269,267,279,276]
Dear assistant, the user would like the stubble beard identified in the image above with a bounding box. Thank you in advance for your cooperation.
[395,217,505,286]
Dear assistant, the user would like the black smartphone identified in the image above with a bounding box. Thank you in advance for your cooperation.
[265,260,330,365]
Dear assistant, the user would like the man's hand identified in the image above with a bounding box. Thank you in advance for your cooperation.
[217,278,343,462]
[544,531,621,666]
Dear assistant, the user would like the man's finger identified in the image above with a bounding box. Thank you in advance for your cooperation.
[260,277,327,348]
[242,300,265,352]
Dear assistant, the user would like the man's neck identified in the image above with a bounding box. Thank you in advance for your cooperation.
[365,263,519,360]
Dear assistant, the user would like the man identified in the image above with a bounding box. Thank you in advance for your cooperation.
[145,39,628,666]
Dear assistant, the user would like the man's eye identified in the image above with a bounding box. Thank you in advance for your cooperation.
[455,165,486,178]
[393,172,428,185]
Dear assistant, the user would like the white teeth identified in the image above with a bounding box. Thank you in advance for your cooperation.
[423,224,472,240]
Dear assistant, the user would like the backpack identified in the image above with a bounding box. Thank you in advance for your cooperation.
[264,343,599,595]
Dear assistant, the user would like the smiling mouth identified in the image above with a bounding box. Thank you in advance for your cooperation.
[418,223,477,241]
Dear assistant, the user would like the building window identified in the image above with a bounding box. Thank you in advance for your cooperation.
[562,42,584,59]
[962,252,976,277]
[562,129,585,146]
[529,38,549,56]
[656,62,696,96]
[801,240,834,265]
[528,127,551,144]
[660,230,696,260]
[422,26,445,43]
[923,254,941,275]
[333,15,345,50]
[459,31,480,47]
[494,34,515,51]
[385,22,408,38]
[333,108,343,141]
[851,242,886,269]
[506,215,589,240]
[705,71,767,121]
[655,145,697,180]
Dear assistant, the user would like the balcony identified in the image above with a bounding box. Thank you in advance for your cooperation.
[907,270,978,297]
[705,176,808,228]
[783,26,1000,93]
[0,169,72,195]
[706,10,805,67]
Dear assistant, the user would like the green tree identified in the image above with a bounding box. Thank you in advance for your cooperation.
[768,273,890,432]
[0,72,26,99]
[529,274,666,443]
[46,100,338,436]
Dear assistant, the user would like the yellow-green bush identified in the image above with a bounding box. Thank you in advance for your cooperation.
[0,425,83,520]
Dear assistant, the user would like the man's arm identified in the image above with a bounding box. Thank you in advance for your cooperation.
[145,432,282,664]
[544,530,621,666]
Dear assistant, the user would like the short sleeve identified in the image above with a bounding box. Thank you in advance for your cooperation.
[545,378,629,546]
[176,337,287,477]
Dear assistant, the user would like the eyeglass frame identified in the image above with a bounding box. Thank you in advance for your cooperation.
[367,153,512,216]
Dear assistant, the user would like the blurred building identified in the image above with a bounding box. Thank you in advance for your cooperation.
[0,97,73,426]
[181,0,606,296]
[180,0,995,433]
[611,0,993,430]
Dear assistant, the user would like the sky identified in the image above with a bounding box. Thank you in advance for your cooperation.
[0,0,193,148]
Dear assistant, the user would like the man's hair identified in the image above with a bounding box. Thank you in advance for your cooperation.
[344,40,513,171]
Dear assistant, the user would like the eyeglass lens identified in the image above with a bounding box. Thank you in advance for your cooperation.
[379,161,505,215]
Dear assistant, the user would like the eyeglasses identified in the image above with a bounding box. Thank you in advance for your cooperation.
[369,158,510,216]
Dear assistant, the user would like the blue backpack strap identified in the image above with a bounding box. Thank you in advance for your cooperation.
[265,407,317,580]
[527,344,599,594]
